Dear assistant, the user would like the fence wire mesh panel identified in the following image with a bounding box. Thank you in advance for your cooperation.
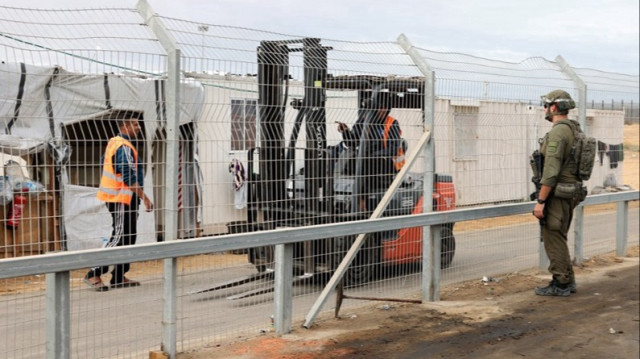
[0,3,639,358]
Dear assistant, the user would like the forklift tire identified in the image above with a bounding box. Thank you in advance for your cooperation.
[335,235,380,287]
[246,224,268,273]
[440,226,456,269]
[249,247,266,273]
[250,245,271,273]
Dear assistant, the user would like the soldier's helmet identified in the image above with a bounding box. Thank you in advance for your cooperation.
[541,90,576,113]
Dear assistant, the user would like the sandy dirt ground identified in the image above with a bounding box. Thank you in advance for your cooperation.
[179,247,639,359]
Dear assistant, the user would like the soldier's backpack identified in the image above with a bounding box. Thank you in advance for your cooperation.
[561,120,596,181]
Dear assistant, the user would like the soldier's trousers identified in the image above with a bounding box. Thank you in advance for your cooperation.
[542,196,577,285]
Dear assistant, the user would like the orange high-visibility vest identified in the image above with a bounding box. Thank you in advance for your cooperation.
[382,116,405,171]
[96,136,138,204]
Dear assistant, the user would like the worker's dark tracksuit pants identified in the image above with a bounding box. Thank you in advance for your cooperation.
[542,195,577,286]
[86,194,139,285]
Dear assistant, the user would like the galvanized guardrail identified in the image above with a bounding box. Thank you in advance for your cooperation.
[3,191,636,280]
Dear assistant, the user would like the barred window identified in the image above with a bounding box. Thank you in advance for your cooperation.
[230,99,257,151]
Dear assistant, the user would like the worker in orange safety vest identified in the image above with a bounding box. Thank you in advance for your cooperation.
[84,110,153,292]
[337,103,405,210]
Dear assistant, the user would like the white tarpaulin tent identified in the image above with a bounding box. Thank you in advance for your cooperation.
[1,61,204,249]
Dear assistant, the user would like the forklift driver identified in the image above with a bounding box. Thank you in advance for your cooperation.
[337,104,405,211]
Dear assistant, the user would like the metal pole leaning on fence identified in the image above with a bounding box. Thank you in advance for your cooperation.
[396,33,440,301]
[303,130,431,329]
[137,1,180,357]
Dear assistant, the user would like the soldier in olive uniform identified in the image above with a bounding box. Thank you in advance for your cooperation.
[532,90,584,296]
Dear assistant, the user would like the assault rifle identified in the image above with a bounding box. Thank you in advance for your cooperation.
[530,150,545,240]
[530,150,544,202]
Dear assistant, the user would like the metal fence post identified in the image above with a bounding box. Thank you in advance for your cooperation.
[552,55,588,271]
[274,244,293,334]
[396,33,439,302]
[555,55,587,132]
[46,272,70,359]
[137,1,181,357]
[161,45,181,359]
[574,205,584,266]
[616,201,629,256]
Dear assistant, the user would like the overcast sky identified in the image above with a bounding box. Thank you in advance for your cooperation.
[3,0,639,75]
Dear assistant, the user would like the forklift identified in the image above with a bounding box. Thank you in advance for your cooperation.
[194,38,455,296]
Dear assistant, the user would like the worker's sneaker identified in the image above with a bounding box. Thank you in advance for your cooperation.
[110,277,141,289]
[535,281,570,297]
[83,275,109,292]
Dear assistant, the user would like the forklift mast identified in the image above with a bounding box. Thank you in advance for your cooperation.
[255,38,425,227]
[256,38,330,226]
[256,40,288,223]
[302,38,329,220]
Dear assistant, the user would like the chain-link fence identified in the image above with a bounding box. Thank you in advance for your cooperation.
[1,2,638,358]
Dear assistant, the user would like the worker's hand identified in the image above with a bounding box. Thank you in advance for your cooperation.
[143,195,154,212]
[533,202,544,220]
[359,198,367,212]
[337,121,348,133]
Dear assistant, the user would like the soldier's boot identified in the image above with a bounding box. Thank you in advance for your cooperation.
[534,280,570,297]
[541,278,577,293]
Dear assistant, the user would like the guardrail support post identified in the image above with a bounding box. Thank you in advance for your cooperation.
[424,226,441,301]
[573,205,584,266]
[616,201,629,256]
[46,271,70,359]
[538,232,549,271]
[274,243,293,334]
